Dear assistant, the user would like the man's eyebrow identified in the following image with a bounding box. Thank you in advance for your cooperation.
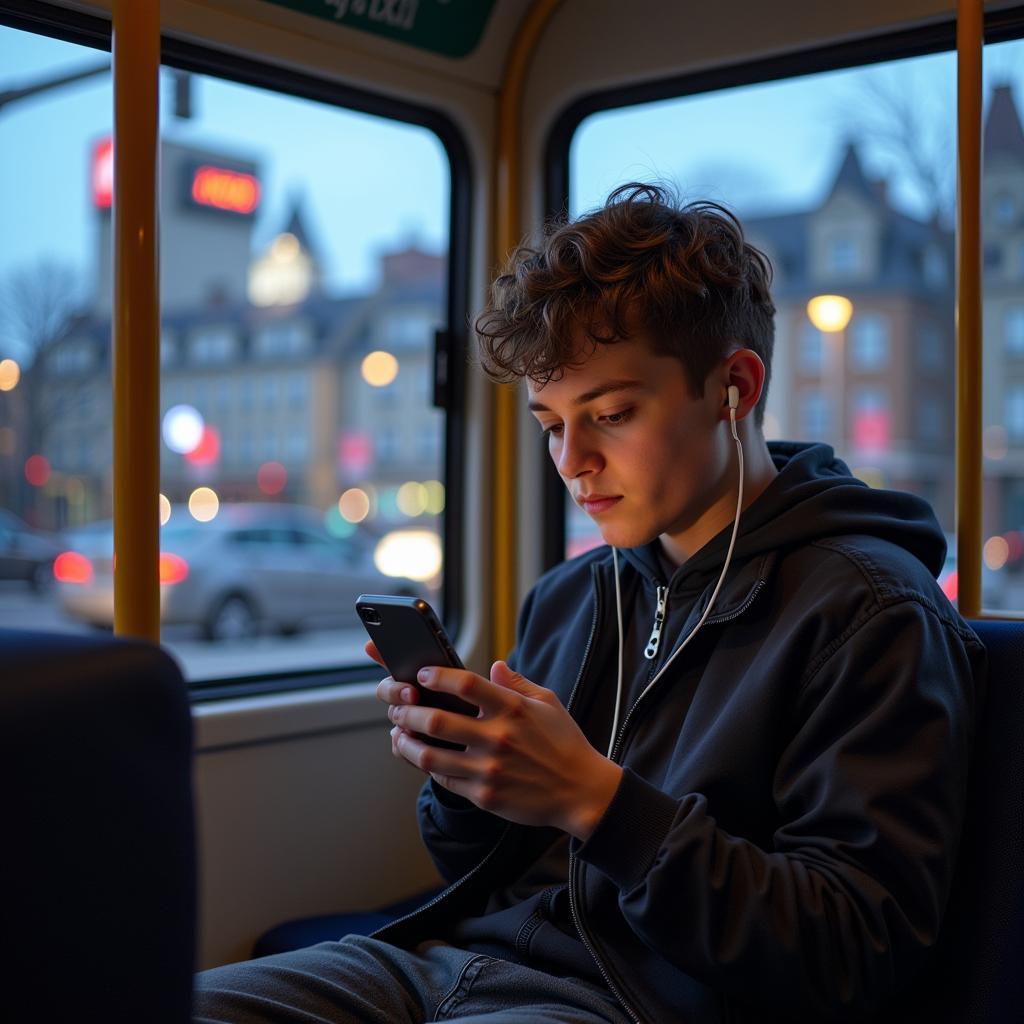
[527,379,644,413]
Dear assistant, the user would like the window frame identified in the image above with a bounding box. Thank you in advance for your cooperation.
[1,0,472,700]
[541,4,1024,573]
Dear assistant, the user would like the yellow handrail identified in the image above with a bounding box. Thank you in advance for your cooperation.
[955,0,982,618]
[492,0,563,661]
[112,0,161,641]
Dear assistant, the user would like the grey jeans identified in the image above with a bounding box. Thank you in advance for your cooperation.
[193,934,632,1024]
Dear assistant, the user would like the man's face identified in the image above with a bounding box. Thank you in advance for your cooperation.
[527,333,732,552]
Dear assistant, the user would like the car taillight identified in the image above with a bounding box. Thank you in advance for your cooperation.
[54,551,93,585]
[159,551,189,585]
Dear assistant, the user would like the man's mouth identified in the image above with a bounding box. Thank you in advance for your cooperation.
[578,494,622,515]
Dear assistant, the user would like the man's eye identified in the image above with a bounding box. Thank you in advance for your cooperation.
[541,424,563,438]
[601,408,635,426]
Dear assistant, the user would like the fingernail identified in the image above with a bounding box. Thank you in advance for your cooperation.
[402,687,415,702]
[418,669,432,684]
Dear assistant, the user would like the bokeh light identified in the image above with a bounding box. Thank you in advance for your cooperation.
[54,551,93,585]
[257,461,287,495]
[162,405,204,453]
[378,487,399,518]
[188,486,219,522]
[158,552,189,585]
[324,505,356,539]
[0,358,20,391]
[984,535,1010,571]
[374,529,442,582]
[24,454,50,487]
[339,487,370,523]
[396,481,428,517]
[271,232,300,260]
[159,493,172,526]
[424,480,445,515]
[184,425,221,466]
[361,350,399,387]
[806,294,853,333]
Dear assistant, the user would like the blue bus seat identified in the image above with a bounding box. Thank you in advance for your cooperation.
[252,620,1023,1023]
[880,618,1024,1023]
[0,629,196,1023]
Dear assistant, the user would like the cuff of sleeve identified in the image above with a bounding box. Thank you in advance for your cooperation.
[426,779,499,841]
[575,767,679,892]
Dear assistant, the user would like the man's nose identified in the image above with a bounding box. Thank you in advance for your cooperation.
[557,425,602,479]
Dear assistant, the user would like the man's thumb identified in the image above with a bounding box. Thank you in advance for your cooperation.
[490,660,539,694]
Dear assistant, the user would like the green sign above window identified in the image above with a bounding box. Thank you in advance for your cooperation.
[263,0,497,59]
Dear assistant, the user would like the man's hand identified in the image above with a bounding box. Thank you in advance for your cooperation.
[369,641,622,841]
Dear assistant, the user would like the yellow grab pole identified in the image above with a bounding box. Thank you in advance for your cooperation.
[112,0,161,641]
[956,0,982,618]
[492,0,562,661]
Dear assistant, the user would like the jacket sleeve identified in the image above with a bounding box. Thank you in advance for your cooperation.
[574,598,984,1020]
[416,585,538,884]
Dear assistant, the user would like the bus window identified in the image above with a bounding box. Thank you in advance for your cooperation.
[562,38,1024,615]
[0,22,455,679]
[0,26,113,638]
[981,37,1024,613]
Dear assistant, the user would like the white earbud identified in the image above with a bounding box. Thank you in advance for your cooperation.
[727,385,740,411]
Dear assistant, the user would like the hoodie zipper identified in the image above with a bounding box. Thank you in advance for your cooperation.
[643,584,668,660]
[569,564,769,1024]
[569,854,643,1023]
[612,575,767,763]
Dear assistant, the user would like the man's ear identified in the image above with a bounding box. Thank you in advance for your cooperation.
[720,349,765,421]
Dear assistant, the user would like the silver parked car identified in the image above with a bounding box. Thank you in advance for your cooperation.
[56,503,425,640]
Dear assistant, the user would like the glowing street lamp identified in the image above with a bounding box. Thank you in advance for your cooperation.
[806,295,853,333]
[806,295,852,449]
[0,358,20,392]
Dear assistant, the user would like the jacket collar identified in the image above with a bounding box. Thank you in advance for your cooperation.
[598,547,776,632]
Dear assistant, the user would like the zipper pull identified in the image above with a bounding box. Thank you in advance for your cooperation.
[644,585,668,660]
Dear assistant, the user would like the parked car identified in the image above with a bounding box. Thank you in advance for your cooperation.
[0,510,63,591]
[56,503,426,640]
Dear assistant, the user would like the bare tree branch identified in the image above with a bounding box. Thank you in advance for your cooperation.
[0,260,81,366]
[843,72,955,229]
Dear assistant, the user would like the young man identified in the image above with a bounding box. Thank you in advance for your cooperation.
[195,184,985,1023]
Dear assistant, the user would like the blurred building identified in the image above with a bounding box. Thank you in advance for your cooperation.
[749,81,1024,537]
[28,84,1024,539]
[38,137,445,530]
[981,84,1024,538]
[748,141,957,528]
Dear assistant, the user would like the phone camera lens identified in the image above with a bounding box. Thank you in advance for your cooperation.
[359,607,382,626]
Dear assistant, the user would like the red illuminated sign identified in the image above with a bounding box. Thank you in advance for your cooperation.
[190,166,260,215]
[853,410,890,452]
[92,137,113,209]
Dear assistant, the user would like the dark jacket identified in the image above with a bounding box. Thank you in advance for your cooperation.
[374,442,986,1023]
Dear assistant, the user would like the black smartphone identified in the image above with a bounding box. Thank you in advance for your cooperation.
[356,594,477,749]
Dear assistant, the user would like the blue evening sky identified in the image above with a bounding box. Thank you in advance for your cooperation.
[1,22,1022,319]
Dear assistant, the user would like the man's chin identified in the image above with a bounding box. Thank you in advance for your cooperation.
[598,522,658,551]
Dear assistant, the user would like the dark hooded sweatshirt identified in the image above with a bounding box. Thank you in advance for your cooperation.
[372,442,986,1023]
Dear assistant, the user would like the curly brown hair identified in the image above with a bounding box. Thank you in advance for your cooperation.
[474,182,775,426]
